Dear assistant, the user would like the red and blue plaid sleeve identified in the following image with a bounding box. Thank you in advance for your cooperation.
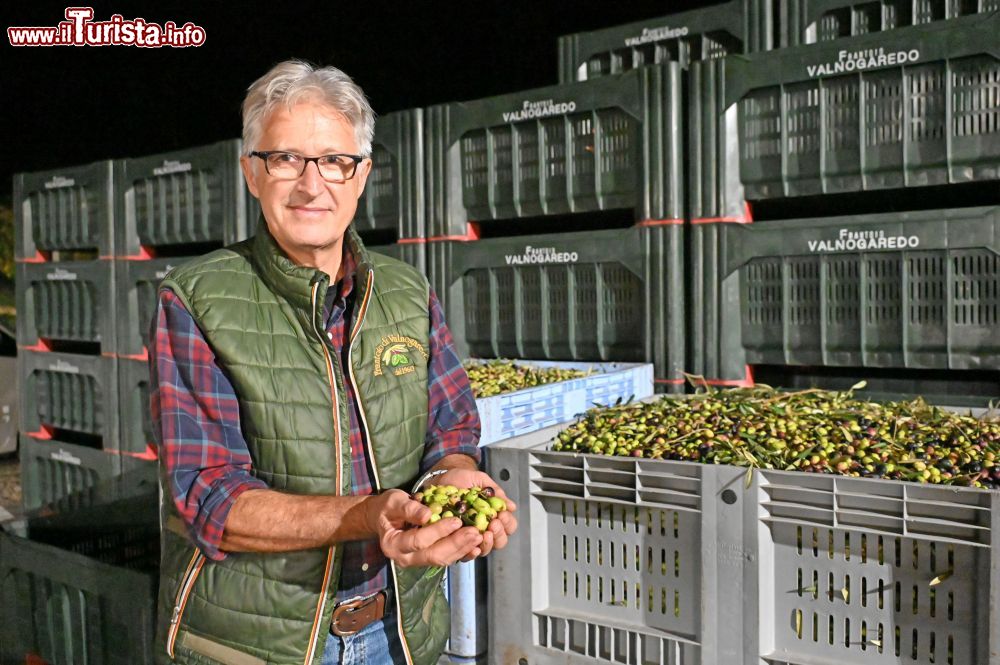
[149,289,267,561]
[421,288,482,472]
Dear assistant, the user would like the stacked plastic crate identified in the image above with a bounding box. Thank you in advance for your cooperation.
[425,55,695,391]
[558,0,999,401]
[485,4,1000,665]
[358,108,428,270]
[13,139,259,509]
[556,0,765,393]
[114,139,256,465]
[706,8,1000,404]
[13,159,132,509]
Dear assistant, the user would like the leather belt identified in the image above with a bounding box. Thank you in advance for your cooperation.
[330,590,389,637]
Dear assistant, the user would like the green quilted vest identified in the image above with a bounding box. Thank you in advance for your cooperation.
[153,222,450,665]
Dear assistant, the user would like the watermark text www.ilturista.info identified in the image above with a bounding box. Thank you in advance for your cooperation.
[8,7,206,47]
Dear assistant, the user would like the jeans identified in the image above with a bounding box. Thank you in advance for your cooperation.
[320,601,407,665]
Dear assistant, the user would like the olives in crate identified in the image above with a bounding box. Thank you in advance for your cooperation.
[551,384,1000,489]
[464,360,591,398]
[414,484,508,531]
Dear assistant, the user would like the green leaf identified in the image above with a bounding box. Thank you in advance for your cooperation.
[929,570,953,587]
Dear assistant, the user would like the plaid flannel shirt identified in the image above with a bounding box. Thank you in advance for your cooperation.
[149,247,481,601]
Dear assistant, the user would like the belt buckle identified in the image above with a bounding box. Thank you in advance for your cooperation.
[331,591,384,637]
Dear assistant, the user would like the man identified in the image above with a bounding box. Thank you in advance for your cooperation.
[149,60,517,665]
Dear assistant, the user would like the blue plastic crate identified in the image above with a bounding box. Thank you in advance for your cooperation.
[473,361,655,447]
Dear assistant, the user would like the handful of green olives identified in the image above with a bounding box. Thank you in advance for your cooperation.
[414,484,508,532]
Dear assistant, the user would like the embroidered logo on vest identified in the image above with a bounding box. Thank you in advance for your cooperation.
[374,335,429,377]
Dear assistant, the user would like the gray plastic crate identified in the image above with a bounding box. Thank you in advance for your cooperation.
[13,160,116,261]
[115,257,196,359]
[356,108,425,242]
[18,350,118,445]
[116,139,251,258]
[749,469,1000,665]
[118,358,155,457]
[486,416,1000,665]
[444,361,654,661]
[778,0,1000,48]
[726,13,1000,200]
[442,226,685,389]
[18,434,124,510]
[425,63,684,238]
[15,260,116,354]
[558,0,759,83]
[486,423,751,665]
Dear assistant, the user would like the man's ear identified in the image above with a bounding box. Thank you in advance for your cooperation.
[240,155,260,198]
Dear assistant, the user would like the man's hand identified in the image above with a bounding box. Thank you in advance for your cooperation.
[427,468,518,560]
[366,489,484,567]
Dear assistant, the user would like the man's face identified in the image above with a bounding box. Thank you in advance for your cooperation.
[240,101,370,259]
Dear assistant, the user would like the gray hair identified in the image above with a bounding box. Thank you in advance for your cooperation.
[242,60,375,157]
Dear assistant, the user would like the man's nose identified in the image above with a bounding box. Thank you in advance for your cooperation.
[295,159,325,196]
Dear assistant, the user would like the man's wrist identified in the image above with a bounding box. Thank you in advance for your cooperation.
[428,453,479,474]
[411,468,449,494]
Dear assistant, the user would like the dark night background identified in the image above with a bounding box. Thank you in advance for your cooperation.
[0,0,722,203]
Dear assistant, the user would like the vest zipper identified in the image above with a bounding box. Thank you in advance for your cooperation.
[166,549,206,658]
[346,268,416,665]
[303,279,344,665]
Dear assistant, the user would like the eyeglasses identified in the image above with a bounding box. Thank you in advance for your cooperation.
[250,151,364,183]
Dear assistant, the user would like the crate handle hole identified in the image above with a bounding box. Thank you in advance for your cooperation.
[500,469,510,481]
[721,489,737,505]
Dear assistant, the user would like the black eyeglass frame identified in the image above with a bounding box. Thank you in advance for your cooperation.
[249,150,365,182]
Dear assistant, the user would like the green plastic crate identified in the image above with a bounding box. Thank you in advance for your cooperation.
[557,0,762,84]
[696,206,1000,396]
[690,57,750,226]
[367,242,426,275]
[18,351,118,445]
[425,64,684,238]
[356,108,425,242]
[15,260,117,354]
[778,0,1000,48]
[726,13,1000,200]
[116,139,251,258]
[688,218,755,391]
[443,226,685,389]
[428,240,460,321]
[14,160,116,261]
[18,434,124,510]
[118,358,155,457]
[0,489,157,664]
[114,257,196,359]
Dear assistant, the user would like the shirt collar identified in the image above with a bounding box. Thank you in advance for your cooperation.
[324,244,357,318]
[337,244,357,300]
